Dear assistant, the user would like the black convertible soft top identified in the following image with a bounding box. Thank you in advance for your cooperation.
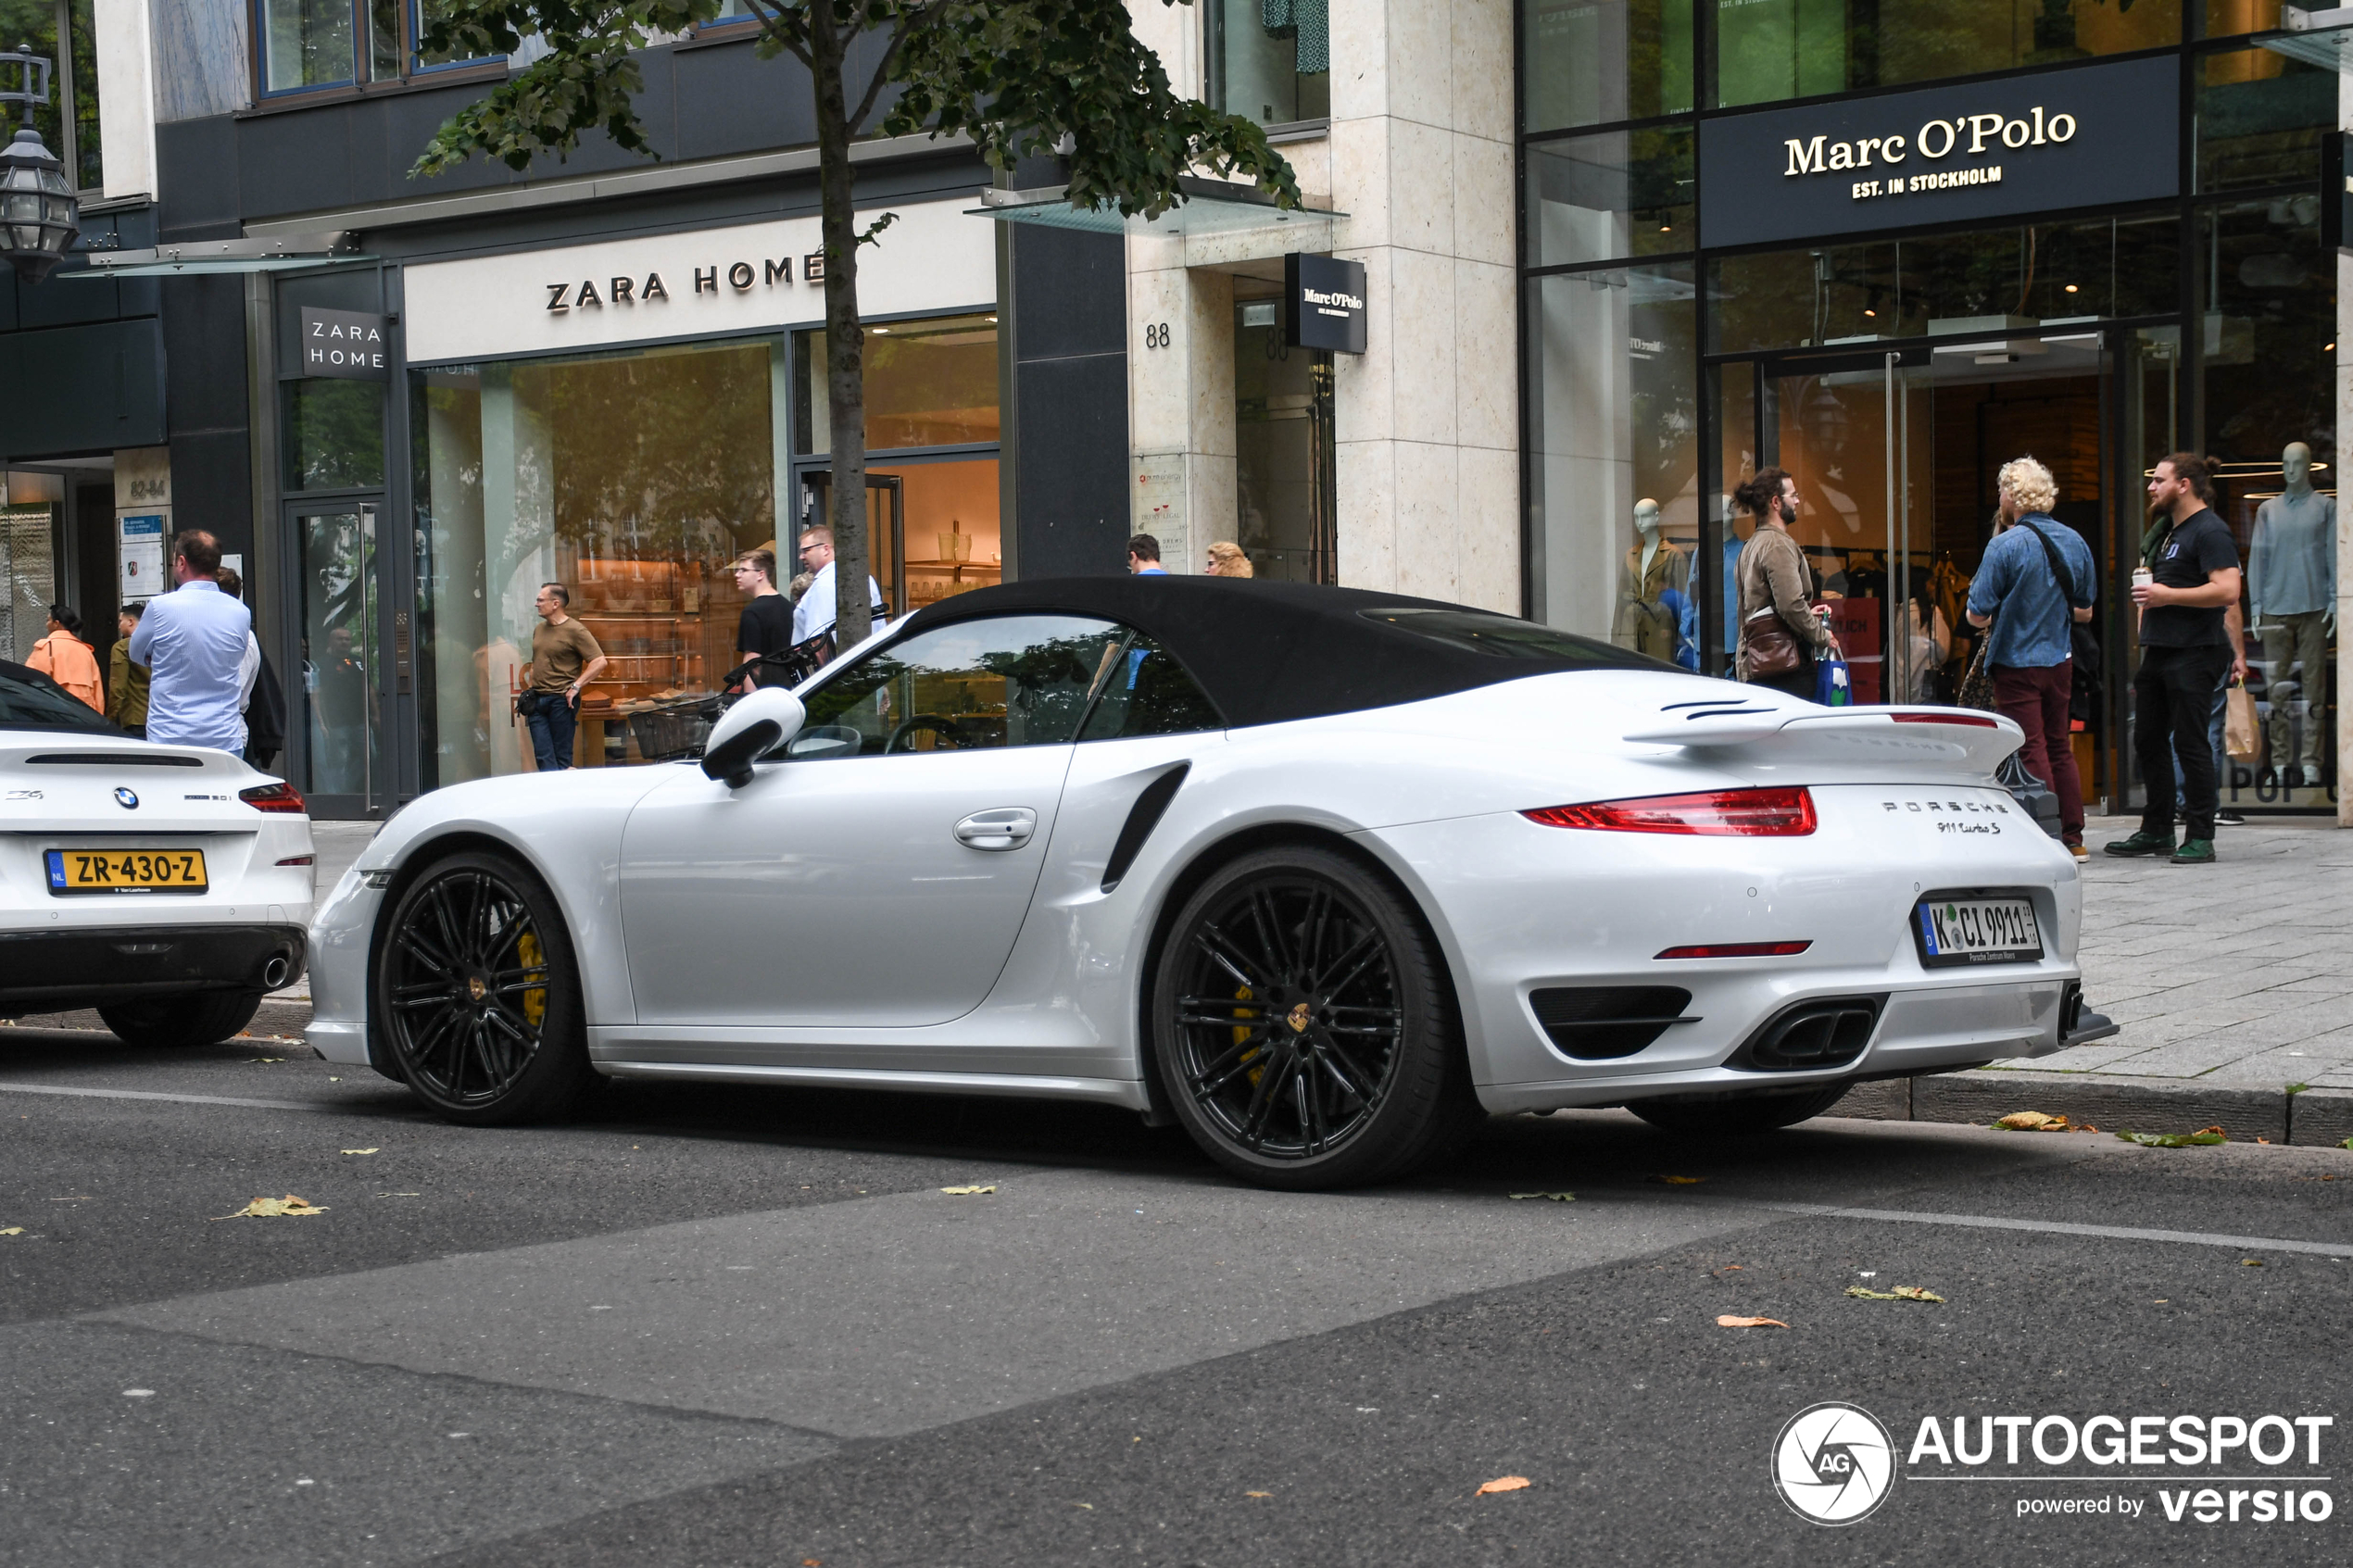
[895,576,1673,729]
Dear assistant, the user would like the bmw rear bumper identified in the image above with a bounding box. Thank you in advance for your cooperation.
[0,924,306,1012]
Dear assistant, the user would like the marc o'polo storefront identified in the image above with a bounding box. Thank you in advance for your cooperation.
[1523,13,2341,817]
[268,201,1000,819]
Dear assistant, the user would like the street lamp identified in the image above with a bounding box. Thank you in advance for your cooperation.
[0,44,77,285]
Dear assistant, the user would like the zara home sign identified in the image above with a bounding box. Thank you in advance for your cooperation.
[402,200,997,365]
[301,307,391,381]
[1699,55,2178,250]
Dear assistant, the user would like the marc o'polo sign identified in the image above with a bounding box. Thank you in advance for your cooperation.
[1698,55,2178,250]
[301,307,391,381]
[1284,252,1366,354]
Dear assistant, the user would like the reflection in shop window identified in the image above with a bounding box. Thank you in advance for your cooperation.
[2195,47,2333,194]
[1521,0,1691,133]
[1527,264,1699,651]
[1206,0,1328,126]
[1523,127,1694,269]
[283,380,386,491]
[797,313,1000,454]
[1710,0,2180,108]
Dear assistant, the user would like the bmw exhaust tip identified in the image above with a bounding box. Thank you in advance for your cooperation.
[261,955,292,989]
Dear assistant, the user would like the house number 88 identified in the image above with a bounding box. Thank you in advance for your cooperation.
[1145,322,1170,348]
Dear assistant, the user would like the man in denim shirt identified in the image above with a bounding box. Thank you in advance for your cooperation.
[1966,458,2095,859]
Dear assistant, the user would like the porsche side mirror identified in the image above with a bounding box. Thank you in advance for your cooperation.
[701,689,806,788]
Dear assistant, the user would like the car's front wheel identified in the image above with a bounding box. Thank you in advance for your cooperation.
[97,991,262,1049]
[1151,845,1478,1189]
[372,850,598,1125]
[1627,1083,1852,1135]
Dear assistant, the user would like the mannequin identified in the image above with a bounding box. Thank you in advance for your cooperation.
[2249,441,2335,787]
[1614,498,1689,659]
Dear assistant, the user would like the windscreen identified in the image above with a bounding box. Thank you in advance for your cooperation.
[0,662,118,734]
[1357,608,1671,669]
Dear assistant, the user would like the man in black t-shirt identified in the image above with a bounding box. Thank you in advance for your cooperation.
[2107,454,2243,865]
[732,548,793,690]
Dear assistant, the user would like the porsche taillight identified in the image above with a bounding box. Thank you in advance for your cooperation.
[1521,786,1818,836]
[239,782,307,814]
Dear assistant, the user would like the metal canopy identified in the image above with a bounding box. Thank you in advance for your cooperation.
[970,178,1344,238]
[2267,5,2353,69]
[67,231,371,278]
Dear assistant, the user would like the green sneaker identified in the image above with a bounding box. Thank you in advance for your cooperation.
[2104,830,2176,858]
[2169,838,2216,865]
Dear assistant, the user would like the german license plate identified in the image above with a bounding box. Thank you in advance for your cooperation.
[45,848,208,896]
[1914,896,2041,967]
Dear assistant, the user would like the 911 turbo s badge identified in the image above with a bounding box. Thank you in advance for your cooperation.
[114,788,139,809]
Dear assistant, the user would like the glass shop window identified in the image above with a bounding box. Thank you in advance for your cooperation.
[1206,0,1330,127]
[1521,0,1691,134]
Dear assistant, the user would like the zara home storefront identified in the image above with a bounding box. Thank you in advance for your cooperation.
[1520,0,2349,821]
[266,196,1000,816]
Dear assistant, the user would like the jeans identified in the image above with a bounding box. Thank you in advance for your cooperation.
[2136,645,2233,841]
[1992,662,2084,843]
[526,694,578,771]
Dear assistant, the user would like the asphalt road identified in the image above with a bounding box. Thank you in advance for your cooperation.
[2,1021,2349,1567]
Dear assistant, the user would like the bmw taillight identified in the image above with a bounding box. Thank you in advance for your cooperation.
[1522,786,1818,836]
[239,782,307,814]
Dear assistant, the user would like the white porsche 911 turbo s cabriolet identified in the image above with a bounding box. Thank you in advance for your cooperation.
[1,659,314,1047]
[309,577,2108,1188]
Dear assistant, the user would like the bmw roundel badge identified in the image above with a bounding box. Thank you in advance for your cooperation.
[114,787,139,809]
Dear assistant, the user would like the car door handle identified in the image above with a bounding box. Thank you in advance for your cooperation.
[953,808,1038,851]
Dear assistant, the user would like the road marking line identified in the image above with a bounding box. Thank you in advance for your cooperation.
[0,1082,335,1112]
[1758,1200,2353,1258]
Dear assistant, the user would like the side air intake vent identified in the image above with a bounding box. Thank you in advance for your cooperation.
[1730,995,1885,1071]
[1529,985,1693,1060]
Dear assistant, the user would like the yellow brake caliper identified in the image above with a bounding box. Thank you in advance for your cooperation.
[517,930,547,1028]
[1233,985,1262,1085]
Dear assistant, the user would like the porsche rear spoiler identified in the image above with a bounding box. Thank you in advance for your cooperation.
[1624,705,2024,772]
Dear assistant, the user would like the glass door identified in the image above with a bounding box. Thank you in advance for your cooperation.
[291,502,388,817]
[2114,325,2182,817]
[798,471,905,618]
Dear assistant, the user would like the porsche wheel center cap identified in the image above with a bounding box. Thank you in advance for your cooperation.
[466,975,488,1003]
[1286,1002,1312,1034]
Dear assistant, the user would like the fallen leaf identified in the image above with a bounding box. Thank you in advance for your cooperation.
[1994,1111,2069,1132]
[1072,1502,1093,1510]
[2257,1137,2271,1145]
[245,1058,285,1064]
[1718,1314,1789,1328]
[213,1195,328,1219]
[1509,1191,1575,1202]
[1246,1491,1273,1499]
[1650,1174,1705,1185]
[1846,1286,1945,1303]
[378,1192,422,1198]
[340,1148,379,1156]
[804,1560,823,1566]
[1715,1264,1745,1274]
[0,1227,21,1236]
[2074,1123,2101,1134]
[1476,1476,1531,1496]
[2242,1259,2263,1267]
[2117,1128,2227,1148]
[939,1185,997,1196]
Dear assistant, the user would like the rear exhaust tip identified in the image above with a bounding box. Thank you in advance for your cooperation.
[261,955,291,989]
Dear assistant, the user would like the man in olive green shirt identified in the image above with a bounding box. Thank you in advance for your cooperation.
[521,583,607,771]
[108,604,151,738]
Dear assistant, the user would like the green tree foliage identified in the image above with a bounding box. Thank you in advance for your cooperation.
[411,0,1298,645]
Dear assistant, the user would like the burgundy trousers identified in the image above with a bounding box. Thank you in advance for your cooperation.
[1991,661,2084,844]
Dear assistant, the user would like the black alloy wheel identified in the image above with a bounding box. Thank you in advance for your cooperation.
[1152,845,1479,1189]
[372,850,598,1124]
[1628,1082,1852,1135]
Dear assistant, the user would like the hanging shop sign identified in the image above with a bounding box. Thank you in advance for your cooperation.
[300,307,392,381]
[1698,56,2178,250]
[402,199,996,365]
[1284,252,1366,354]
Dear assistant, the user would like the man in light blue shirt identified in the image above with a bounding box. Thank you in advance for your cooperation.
[1965,458,2095,858]
[130,530,259,755]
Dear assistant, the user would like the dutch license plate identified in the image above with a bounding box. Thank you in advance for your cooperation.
[44,848,208,896]
[1914,896,2041,967]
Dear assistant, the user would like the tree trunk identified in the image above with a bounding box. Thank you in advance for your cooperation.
[812,14,871,648]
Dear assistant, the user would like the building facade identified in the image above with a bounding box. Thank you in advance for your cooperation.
[2,0,2346,824]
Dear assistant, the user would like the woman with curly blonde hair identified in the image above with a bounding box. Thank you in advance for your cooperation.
[1205,541,1255,578]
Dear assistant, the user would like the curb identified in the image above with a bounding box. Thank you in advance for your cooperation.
[1839,1072,2353,1147]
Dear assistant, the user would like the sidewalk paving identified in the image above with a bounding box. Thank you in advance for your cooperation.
[1847,812,2353,1146]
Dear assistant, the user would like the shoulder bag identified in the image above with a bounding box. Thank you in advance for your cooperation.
[2019,517,2104,723]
